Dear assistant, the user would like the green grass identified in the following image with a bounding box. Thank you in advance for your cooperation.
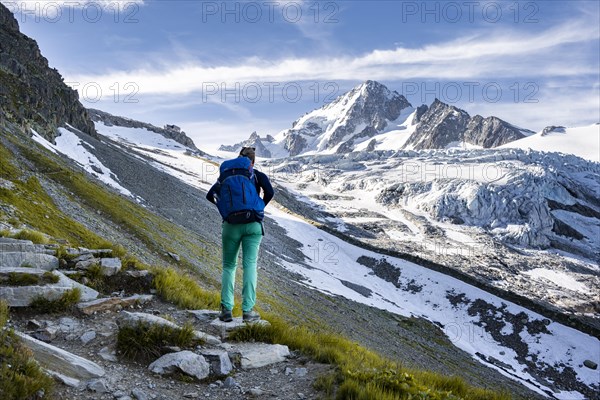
[229,318,509,400]
[152,267,221,311]
[1,271,59,287]
[0,301,55,399]
[29,288,81,313]
[9,229,48,244]
[116,321,199,362]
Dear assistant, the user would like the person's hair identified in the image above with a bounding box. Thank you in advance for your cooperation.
[239,147,256,164]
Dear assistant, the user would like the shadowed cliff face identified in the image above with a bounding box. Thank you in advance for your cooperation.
[0,3,96,141]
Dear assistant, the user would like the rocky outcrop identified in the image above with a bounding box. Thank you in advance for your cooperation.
[88,108,199,151]
[0,267,99,307]
[464,115,531,148]
[0,3,96,141]
[403,99,471,149]
[219,131,273,157]
[403,99,532,150]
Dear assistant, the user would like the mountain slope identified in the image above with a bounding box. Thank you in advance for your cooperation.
[0,3,95,141]
[500,124,600,163]
[88,109,200,151]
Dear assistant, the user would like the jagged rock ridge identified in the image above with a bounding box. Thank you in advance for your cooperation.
[88,108,199,151]
[0,3,95,141]
[218,131,275,157]
[403,99,533,150]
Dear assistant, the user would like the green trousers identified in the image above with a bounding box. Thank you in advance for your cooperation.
[221,221,263,312]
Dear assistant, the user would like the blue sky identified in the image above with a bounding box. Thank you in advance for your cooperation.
[4,0,599,149]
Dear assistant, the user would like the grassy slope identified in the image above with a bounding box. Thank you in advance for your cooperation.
[0,127,510,399]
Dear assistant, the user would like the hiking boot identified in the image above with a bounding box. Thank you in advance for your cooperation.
[219,306,233,322]
[243,310,260,322]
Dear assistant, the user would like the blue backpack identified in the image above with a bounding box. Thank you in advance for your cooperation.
[216,157,265,224]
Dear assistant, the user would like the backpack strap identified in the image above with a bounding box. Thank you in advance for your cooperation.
[218,168,252,183]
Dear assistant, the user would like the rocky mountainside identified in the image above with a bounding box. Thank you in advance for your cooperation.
[0,3,95,142]
[89,109,199,151]
[218,131,275,157]
[220,83,534,157]
[403,99,533,150]
[277,80,412,155]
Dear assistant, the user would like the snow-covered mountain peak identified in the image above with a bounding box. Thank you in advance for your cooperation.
[274,80,413,156]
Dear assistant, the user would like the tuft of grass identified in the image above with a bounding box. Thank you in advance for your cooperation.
[41,271,59,284]
[6,272,40,286]
[1,271,58,287]
[10,229,48,244]
[116,321,199,362]
[0,300,55,399]
[0,228,10,237]
[111,244,127,258]
[81,263,106,292]
[152,267,220,310]
[30,288,81,313]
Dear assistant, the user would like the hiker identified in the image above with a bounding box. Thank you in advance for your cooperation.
[206,147,274,323]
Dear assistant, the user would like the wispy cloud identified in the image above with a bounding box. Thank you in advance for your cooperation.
[67,17,598,97]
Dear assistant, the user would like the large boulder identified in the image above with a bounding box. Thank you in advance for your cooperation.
[0,251,58,270]
[224,342,290,369]
[15,331,105,380]
[148,351,210,380]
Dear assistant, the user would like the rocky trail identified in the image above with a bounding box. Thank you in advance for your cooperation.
[1,237,330,400]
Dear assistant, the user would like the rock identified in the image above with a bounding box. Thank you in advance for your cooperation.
[71,252,94,264]
[199,349,233,377]
[75,259,99,270]
[583,360,598,370]
[167,252,180,262]
[210,317,270,332]
[78,295,154,315]
[0,268,98,307]
[223,376,237,388]
[193,330,221,346]
[58,317,80,333]
[0,252,58,270]
[45,369,81,387]
[132,389,149,400]
[99,346,118,362]
[117,311,180,330]
[183,392,199,398]
[88,378,109,393]
[187,309,220,323]
[226,343,290,369]
[32,326,59,342]
[125,270,150,278]
[99,258,122,276]
[295,367,308,377]
[148,351,210,380]
[80,330,96,345]
[248,388,265,396]
[0,240,43,253]
[15,331,105,380]
[285,367,294,375]
[26,319,44,330]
